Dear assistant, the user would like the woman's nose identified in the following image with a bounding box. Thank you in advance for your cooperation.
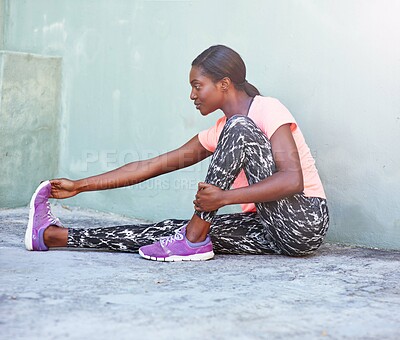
[190,90,196,100]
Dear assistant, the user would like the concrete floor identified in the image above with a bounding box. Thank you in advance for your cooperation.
[1,205,399,340]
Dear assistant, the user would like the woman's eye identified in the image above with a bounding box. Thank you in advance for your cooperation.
[194,85,200,90]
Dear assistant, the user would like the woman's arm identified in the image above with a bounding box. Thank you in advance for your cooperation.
[194,124,304,211]
[50,135,212,199]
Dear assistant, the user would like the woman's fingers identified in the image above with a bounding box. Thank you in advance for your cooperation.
[49,180,58,198]
[193,199,203,211]
[193,199,201,207]
[48,178,77,199]
[195,183,224,211]
[198,182,211,191]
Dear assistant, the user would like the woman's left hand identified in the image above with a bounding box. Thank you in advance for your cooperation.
[193,182,226,212]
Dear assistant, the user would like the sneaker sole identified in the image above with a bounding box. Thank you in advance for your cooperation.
[138,249,215,262]
[25,180,51,251]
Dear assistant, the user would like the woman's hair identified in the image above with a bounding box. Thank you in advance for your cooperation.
[192,45,260,97]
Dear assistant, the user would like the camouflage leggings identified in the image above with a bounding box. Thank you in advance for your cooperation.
[68,116,329,256]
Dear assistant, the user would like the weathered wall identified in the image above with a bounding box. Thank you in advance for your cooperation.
[0,0,4,49]
[2,0,400,249]
[0,52,61,207]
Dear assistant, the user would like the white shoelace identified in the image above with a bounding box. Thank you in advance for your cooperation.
[46,201,60,225]
[160,229,184,247]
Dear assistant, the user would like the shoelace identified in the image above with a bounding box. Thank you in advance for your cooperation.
[46,201,60,225]
[160,229,184,246]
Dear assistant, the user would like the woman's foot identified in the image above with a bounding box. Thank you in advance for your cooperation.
[138,226,214,262]
[25,181,63,251]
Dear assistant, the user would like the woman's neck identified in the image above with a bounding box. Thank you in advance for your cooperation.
[221,92,255,119]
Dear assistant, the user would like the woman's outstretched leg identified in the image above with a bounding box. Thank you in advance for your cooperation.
[26,171,275,255]
[66,219,188,252]
[50,212,275,254]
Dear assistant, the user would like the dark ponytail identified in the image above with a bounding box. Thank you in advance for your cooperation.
[241,81,261,98]
[192,45,260,97]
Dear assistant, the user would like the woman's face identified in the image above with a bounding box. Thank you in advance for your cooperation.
[189,66,224,116]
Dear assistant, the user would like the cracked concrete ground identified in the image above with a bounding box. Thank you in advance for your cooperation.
[1,205,399,339]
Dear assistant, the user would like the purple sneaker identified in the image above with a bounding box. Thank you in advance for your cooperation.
[138,226,214,262]
[25,181,62,251]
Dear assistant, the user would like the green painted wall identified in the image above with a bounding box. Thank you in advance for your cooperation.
[2,0,400,249]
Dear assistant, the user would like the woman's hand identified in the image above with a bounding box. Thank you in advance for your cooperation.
[193,182,227,212]
[49,178,80,199]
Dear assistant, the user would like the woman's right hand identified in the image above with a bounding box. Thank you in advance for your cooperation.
[49,178,80,199]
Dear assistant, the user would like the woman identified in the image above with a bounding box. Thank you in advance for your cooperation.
[25,45,329,262]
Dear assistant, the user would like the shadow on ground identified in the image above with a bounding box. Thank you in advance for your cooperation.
[1,205,399,339]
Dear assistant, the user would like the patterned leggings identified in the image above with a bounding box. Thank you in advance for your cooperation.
[68,116,329,256]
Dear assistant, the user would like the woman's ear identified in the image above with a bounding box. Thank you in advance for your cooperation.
[220,77,231,92]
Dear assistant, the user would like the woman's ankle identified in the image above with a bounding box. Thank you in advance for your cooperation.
[43,225,68,248]
[185,214,211,243]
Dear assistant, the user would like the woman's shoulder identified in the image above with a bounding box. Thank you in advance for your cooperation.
[255,95,286,107]
[253,96,291,115]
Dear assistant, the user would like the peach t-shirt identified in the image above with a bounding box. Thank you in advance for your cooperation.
[198,96,326,213]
